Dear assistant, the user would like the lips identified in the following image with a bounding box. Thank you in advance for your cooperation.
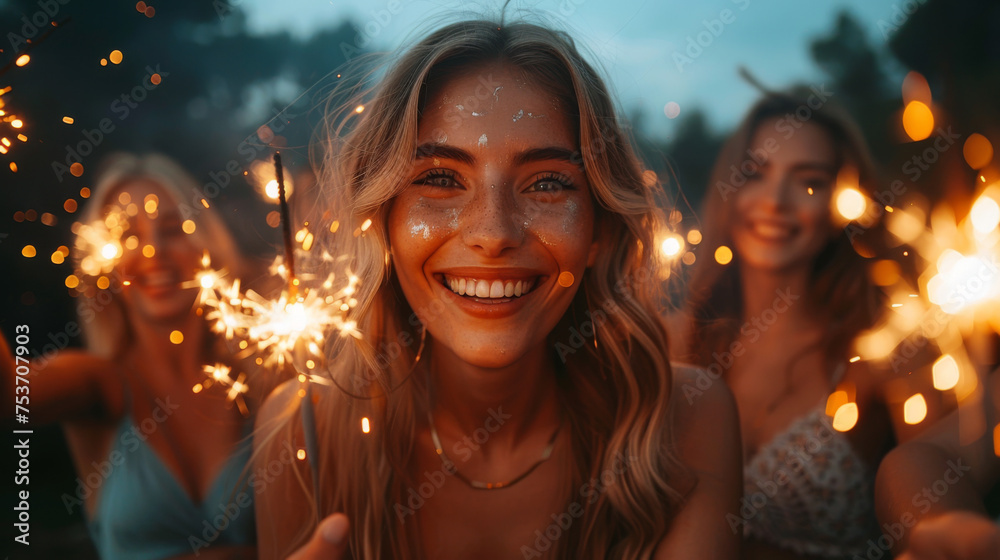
[746,219,799,242]
[132,268,182,296]
[438,274,538,299]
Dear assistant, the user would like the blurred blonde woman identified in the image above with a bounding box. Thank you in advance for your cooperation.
[254,19,742,560]
[13,153,259,559]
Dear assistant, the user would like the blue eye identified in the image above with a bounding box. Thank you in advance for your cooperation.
[526,173,574,194]
[413,169,462,189]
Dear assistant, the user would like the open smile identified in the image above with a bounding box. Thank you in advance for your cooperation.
[436,274,539,300]
[431,269,548,318]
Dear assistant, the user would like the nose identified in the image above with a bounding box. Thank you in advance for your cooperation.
[461,184,524,258]
[757,171,793,211]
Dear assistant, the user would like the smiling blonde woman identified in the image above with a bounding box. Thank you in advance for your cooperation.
[254,19,741,560]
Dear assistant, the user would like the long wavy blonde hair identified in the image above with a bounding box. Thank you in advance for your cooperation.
[270,19,693,559]
[73,152,247,361]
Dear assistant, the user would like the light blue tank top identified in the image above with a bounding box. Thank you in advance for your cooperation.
[86,415,256,559]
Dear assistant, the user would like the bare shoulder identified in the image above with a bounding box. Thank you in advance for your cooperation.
[669,362,737,431]
[654,363,742,559]
[664,310,693,363]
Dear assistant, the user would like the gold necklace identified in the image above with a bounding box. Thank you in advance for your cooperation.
[427,409,562,490]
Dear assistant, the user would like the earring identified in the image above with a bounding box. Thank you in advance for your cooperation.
[409,323,427,373]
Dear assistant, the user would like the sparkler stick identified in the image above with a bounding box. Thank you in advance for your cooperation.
[0,18,71,78]
[273,151,297,296]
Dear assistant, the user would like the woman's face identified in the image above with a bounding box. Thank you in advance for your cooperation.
[732,118,838,272]
[387,64,598,369]
[114,180,203,323]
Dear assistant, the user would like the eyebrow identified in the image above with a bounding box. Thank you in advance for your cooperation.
[789,162,837,175]
[756,160,837,175]
[413,143,579,167]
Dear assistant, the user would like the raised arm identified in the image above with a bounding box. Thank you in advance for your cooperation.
[2,329,124,426]
[875,368,1000,556]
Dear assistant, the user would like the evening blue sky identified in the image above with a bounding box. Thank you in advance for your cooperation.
[242,0,911,137]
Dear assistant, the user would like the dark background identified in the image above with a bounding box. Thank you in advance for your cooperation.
[1,0,997,557]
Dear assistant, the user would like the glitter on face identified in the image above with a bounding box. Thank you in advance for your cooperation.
[411,222,430,239]
[512,109,524,122]
[478,134,488,147]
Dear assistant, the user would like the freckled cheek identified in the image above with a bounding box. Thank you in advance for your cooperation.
[404,206,463,243]
[522,205,594,256]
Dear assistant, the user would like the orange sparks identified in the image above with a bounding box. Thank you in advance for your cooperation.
[11,119,22,128]
[9,162,16,173]
[70,162,84,177]
[150,73,161,85]
[62,116,74,124]
[15,54,29,67]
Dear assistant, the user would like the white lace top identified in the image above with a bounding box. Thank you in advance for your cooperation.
[740,404,881,558]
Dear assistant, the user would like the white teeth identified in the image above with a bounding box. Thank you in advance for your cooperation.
[441,275,536,299]
[489,280,504,298]
[476,279,490,298]
[752,222,793,239]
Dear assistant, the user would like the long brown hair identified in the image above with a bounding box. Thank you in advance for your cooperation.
[266,19,693,560]
[684,92,886,381]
